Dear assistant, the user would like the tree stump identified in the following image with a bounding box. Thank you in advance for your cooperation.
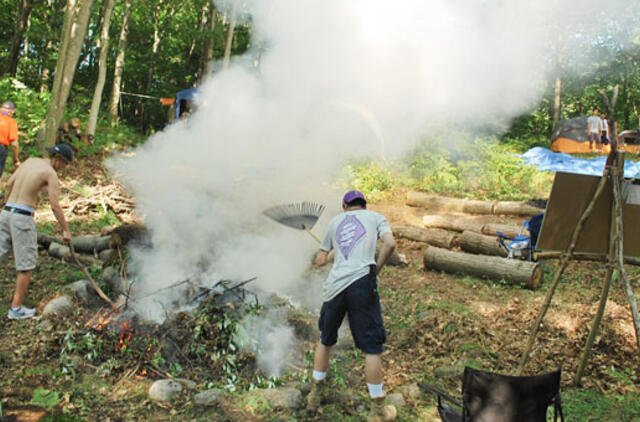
[423,246,541,289]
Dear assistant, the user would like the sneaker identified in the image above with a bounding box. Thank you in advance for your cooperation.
[368,396,397,422]
[7,306,36,320]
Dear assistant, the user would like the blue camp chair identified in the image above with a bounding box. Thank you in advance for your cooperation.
[497,213,544,261]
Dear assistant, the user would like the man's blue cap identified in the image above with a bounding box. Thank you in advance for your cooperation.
[343,190,366,204]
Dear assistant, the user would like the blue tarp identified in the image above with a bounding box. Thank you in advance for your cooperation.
[519,147,640,179]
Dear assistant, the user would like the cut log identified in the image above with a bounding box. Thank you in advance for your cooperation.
[39,233,114,253]
[408,191,544,216]
[422,215,484,233]
[423,246,541,289]
[494,201,543,216]
[71,235,114,254]
[393,224,458,249]
[459,231,507,257]
[481,223,525,238]
[407,191,494,214]
[48,242,102,266]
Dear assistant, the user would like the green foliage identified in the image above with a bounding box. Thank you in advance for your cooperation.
[347,161,398,201]
[0,77,50,147]
[563,388,640,421]
[30,388,61,410]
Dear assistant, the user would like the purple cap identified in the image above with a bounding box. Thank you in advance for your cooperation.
[343,190,366,204]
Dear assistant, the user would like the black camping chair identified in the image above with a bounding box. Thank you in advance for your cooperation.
[420,367,564,422]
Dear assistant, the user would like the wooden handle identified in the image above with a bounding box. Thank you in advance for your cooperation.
[305,228,321,244]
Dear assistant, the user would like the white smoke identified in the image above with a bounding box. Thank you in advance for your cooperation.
[234,309,297,378]
[109,0,637,322]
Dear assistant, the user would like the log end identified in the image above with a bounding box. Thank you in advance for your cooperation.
[526,263,542,290]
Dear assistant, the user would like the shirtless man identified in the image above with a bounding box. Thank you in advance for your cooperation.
[1,143,73,319]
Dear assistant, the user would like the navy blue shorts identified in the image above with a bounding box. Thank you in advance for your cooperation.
[0,144,7,177]
[318,265,386,354]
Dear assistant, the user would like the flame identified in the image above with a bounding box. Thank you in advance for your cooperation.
[115,321,133,352]
[86,308,116,331]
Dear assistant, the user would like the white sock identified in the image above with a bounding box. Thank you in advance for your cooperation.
[11,306,20,311]
[312,371,326,381]
[367,383,385,398]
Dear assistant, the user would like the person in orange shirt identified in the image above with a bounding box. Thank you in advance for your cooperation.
[0,101,21,198]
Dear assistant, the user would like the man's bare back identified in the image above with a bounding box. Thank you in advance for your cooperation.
[7,157,57,208]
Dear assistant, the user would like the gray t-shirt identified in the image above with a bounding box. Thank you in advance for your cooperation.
[587,115,601,133]
[319,209,392,302]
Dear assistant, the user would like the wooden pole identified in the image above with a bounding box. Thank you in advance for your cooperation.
[574,153,623,385]
[517,163,611,374]
[612,158,640,352]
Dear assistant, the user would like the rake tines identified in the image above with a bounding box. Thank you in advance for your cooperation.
[263,201,326,243]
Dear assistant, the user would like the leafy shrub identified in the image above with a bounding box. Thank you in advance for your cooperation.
[347,161,398,202]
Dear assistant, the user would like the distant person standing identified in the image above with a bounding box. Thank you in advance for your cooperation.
[0,101,21,198]
[600,112,610,147]
[0,144,73,319]
[587,108,602,153]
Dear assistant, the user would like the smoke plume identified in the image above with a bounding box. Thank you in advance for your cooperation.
[110,0,636,320]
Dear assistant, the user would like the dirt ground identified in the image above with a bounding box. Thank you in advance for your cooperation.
[0,159,639,421]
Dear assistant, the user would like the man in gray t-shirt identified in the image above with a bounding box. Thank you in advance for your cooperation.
[587,108,603,152]
[306,190,397,421]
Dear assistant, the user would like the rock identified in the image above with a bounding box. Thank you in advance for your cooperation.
[386,393,405,408]
[172,378,197,390]
[149,379,183,402]
[262,387,302,409]
[99,249,118,262]
[398,383,422,400]
[64,280,95,303]
[434,366,464,379]
[193,388,225,406]
[101,266,126,294]
[42,296,74,317]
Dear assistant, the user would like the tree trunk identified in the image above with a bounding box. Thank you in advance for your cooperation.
[423,246,541,289]
[108,0,133,124]
[481,223,525,238]
[199,1,217,80]
[493,201,543,216]
[86,0,116,138]
[421,214,484,233]
[4,0,34,76]
[459,231,506,257]
[222,1,237,70]
[141,9,163,133]
[552,75,562,129]
[42,0,95,148]
[408,192,542,216]
[407,191,494,214]
[393,224,458,249]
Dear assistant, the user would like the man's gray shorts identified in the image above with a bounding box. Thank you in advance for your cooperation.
[0,211,37,271]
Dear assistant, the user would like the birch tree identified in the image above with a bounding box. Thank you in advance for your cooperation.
[86,0,117,138]
[42,0,95,147]
[108,0,133,124]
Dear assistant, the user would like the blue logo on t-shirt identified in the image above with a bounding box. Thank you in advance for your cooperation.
[336,215,366,259]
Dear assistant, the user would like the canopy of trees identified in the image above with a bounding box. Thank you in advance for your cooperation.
[0,0,638,142]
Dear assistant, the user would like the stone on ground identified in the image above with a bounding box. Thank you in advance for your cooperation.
[42,296,74,317]
[262,387,302,409]
[386,393,405,407]
[149,379,183,402]
[193,388,225,406]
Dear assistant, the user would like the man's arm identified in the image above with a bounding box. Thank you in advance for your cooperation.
[47,173,71,242]
[10,141,19,166]
[376,232,396,273]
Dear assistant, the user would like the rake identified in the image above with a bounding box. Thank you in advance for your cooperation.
[262,201,325,243]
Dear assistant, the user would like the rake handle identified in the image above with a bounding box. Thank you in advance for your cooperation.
[305,227,321,244]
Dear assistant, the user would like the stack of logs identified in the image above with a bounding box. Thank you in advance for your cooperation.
[37,224,146,266]
[400,191,544,289]
[59,117,91,145]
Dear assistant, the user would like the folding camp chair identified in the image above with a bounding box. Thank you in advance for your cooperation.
[419,367,564,422]
[497,213,544,261]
